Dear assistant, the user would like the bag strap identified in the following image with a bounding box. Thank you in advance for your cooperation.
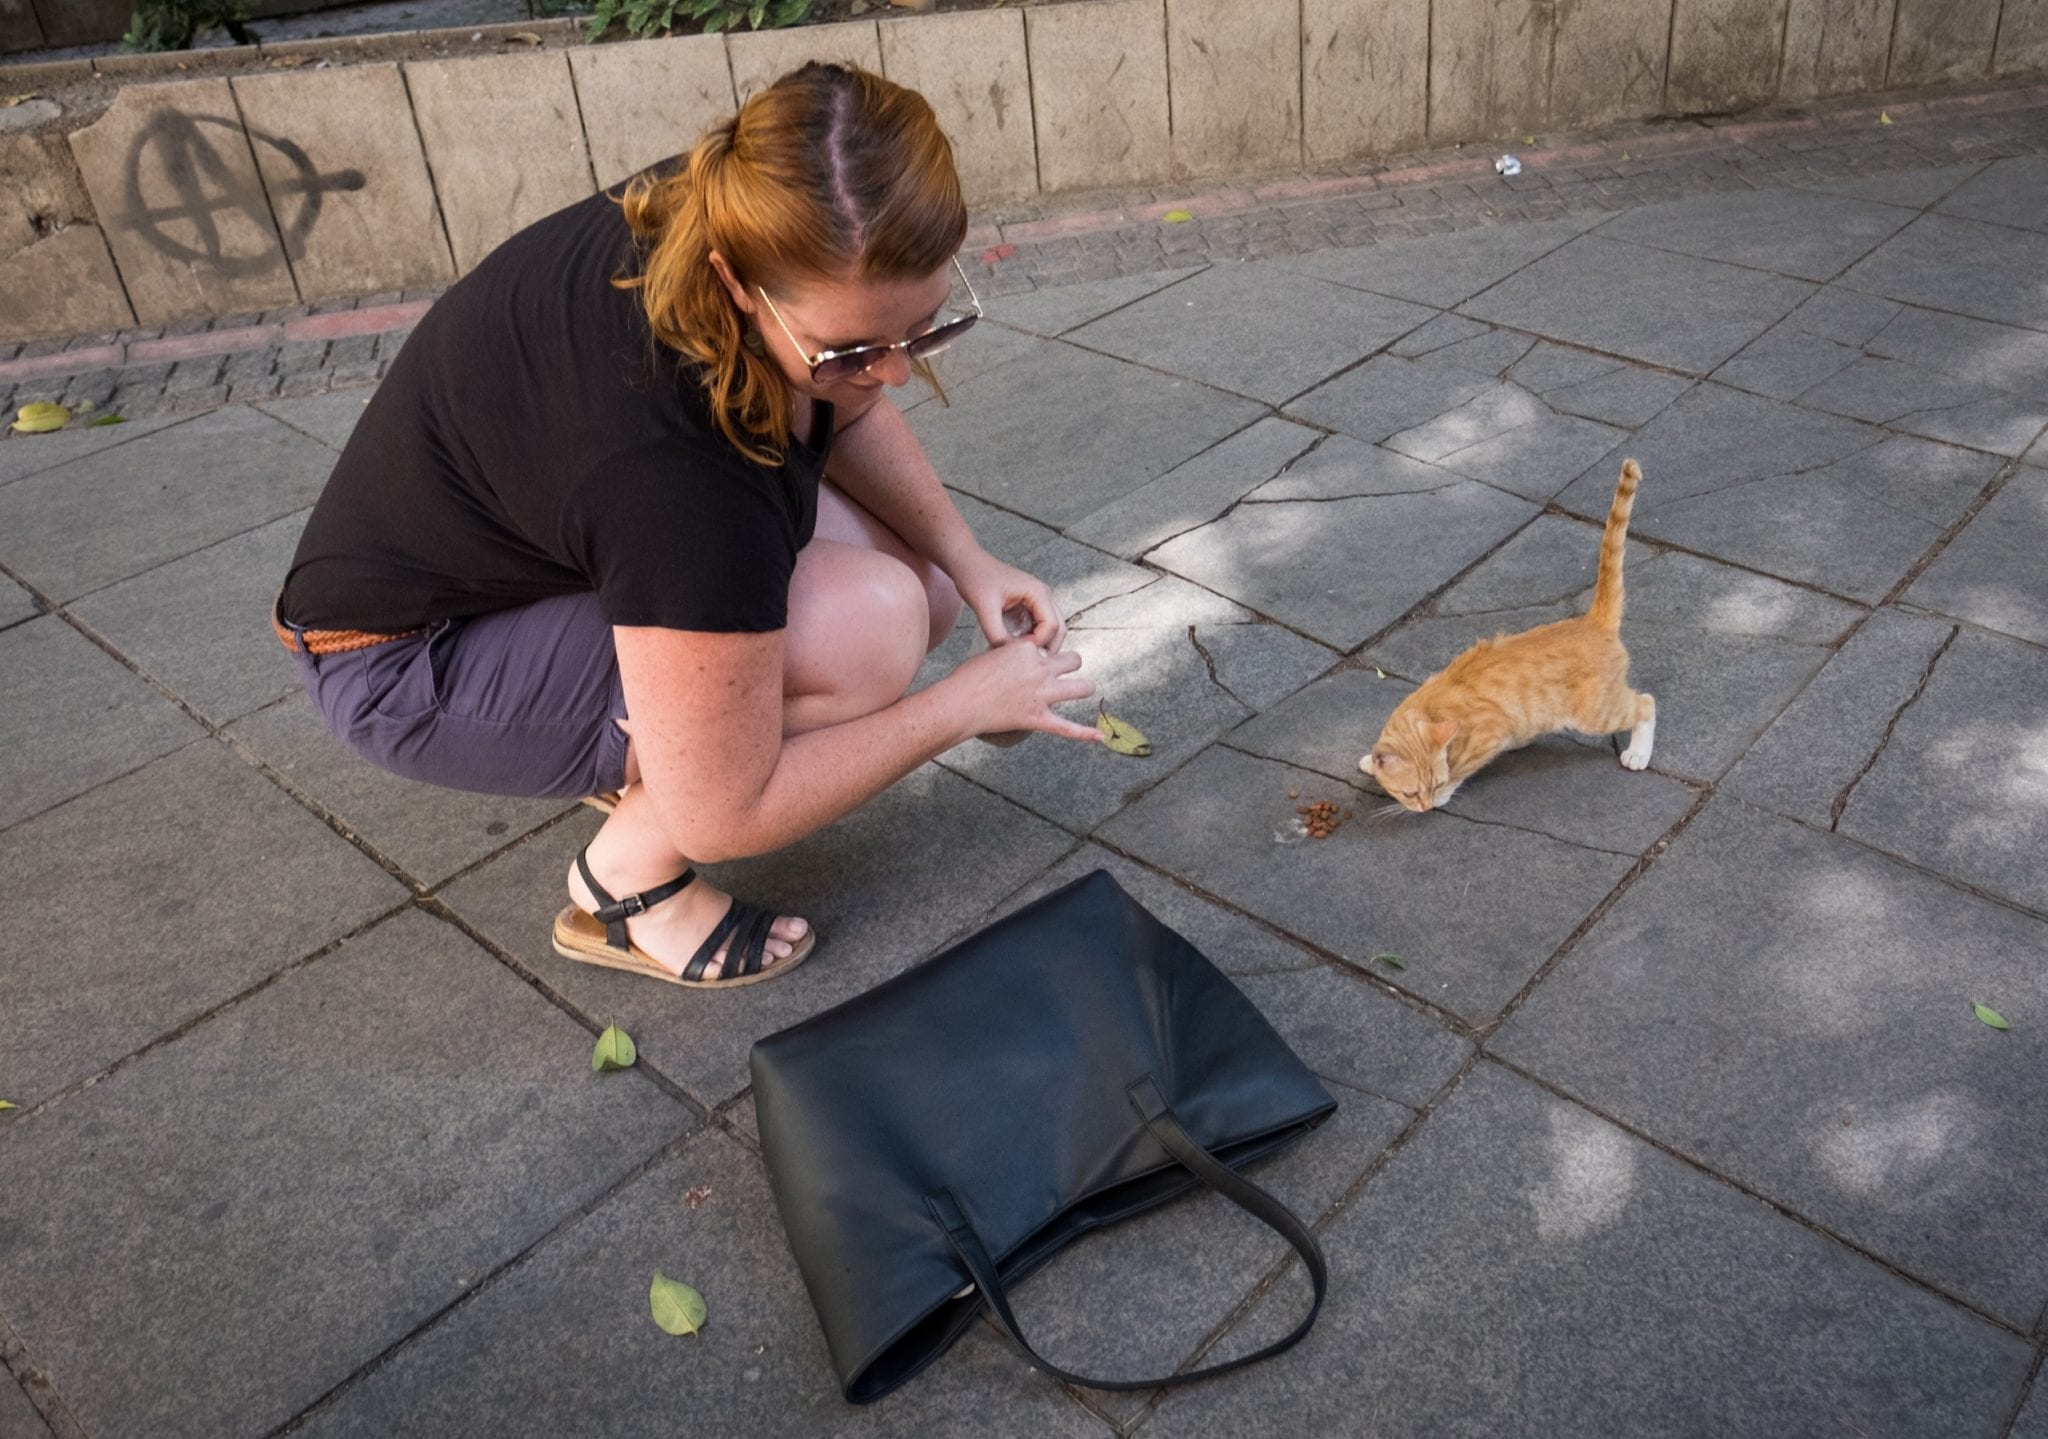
[926,1075,1328,1393]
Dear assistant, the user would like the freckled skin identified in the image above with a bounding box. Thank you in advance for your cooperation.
[1360,461,1658,813]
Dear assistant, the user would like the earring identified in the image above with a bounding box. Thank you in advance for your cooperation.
[742,329,767,357]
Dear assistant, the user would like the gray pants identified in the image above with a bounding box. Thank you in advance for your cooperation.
[290,591,630,801]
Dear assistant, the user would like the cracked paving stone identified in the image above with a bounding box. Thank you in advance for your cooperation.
[1715,324,1868,400]
[1271,214,1604,309]
[1458,235,1814,375]
[1010,533,1155,622]
[1933,155,2048,234]
[1721,607,1957,828]
[1866,304,2048,396]
[1188,621,1336,711]
[1071,572,1253,627]
[1836,627,2048,914]
[1283,353,1497,446]
[1064,416,1321,561]
[294,1132,1106,1438]
[1367,516,1861,781]
[907,321,1043,408]
[1149,472,1537,650]
[1387,384,1628,502]
[1906,466,2048,647]
[1424,326,1539,378]
[1388,311,1491,358]
[1840,213,2048,332]
[981,264,1206,337]
[1796,161,1987,210]
[908,338,1263,528]
[1539,364,1692,429]
[1097,745,1637,1024]
[1497,800,2048,1329]
[1066,262,1435,405]
[939,620,1260,832]
[1799,355,2048,457]
[946,489,1059,567]
[1248,432,1458,502]
[1161,1061,2030,1439]
[1589,188,1915,282]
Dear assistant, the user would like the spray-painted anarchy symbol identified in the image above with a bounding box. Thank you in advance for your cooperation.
[123,112,366,276]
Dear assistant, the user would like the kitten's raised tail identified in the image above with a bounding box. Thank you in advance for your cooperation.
[1586,459,1641,634]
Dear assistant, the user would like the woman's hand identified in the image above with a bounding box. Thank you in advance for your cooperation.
[947,548,1067,652]
[949,638,1102,744]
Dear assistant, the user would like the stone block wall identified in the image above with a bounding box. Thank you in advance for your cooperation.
[2,0,2044,341]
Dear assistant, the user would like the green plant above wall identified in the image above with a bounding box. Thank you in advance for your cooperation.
[122,0,256,51]
[582,0,812,42]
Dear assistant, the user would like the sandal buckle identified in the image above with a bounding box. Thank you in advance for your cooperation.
[616,893,648,919]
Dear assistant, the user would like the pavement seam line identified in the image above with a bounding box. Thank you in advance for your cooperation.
[0,1310,88,1439]
[267,1126,709,1438]
[1828,622,1958,829]
[1881,456,2027,607]
[1486,1053,2039,1343]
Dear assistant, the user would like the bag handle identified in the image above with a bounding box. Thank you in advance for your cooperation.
[926,1075,1329,1393]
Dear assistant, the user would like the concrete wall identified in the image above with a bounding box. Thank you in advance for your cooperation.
[3,0,364,53]
[3,0,2044,340]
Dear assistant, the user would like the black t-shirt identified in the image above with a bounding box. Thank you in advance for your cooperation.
[281,188,832,634]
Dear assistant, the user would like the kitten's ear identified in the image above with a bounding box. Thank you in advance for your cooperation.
[1426,719,1459,750]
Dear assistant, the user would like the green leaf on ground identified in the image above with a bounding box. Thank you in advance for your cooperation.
[1879,111,1894,125]
[592,1023,638,1071]
[1161,209,1194,223]
[89,413,126,427]
[1974,1004,2009,1030]
[1096,703,1152,757]
[0,1100,15,1111]
[1370,952,1407,972]
[650,1271,707,1336]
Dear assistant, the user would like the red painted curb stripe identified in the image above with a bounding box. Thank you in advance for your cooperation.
[126,325,279,364]
[281,300,432,343]
[0,344,125,383]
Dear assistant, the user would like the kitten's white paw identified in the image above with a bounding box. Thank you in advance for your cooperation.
[1620,747,1650,771]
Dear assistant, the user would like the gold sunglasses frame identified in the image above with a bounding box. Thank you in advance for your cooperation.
[755,256,983,382]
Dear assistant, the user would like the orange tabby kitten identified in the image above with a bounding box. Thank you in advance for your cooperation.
[1359,459,1655,812]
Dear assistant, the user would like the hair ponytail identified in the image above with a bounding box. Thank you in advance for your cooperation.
[615,64,967,466]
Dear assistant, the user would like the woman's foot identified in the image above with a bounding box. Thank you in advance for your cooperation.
[566,855,809,981]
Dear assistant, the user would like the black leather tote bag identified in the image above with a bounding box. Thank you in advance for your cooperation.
[750,869,1338,1404]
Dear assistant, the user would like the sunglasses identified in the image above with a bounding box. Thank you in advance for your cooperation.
[756,257,982,384]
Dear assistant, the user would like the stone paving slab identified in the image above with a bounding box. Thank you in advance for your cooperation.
[1063,416,1321,560]
[1796,160,1986,209]
[1841,213,2048,332]
[907,339,1264,529]
[1721,607,1958,826]
[0,405,335,603]
[1271,215,1602,309]
[441,766,1074,1108]
[1282,352,1494,446]
[256,388,372,452]
[943,489,1059,567]
[1364,516,1862,781]
[1906,466,2048,646]
[1024,1094,1407,1424]
[68,510,306,726]
[0,615,200,831]
[1151,1061,2033,1438]
[293,1131,1109,1438]
[0,411,185,487]
[1459,235,1816,375]
[0,907,693,1438]
[228,693,576,890]
[1227,666,1699,856]
[1590,188,1915,281]
[0,576,35,630]
[1386,381,1628,502]
[1836,628,2048,915]
[0,741,404,1107]
[0,1376,48,1439]
[1148,468,1537,650]
[982,265,1204,337]
[1799,356,2048,457]
[1065,263,1433,404]
[1495,800,2048,1328]
[2018,1387,2048,1439]
[1934,154,2048,232]
[1097,745,1636,1024]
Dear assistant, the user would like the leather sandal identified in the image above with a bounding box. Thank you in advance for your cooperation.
[551,844,815,988]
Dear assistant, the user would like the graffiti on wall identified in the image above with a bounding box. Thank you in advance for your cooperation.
[122,112,365,274]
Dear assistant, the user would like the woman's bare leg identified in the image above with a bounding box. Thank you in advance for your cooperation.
[568,482,961,978]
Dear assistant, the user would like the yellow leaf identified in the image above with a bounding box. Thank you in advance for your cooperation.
[505,29,543,43]
[1374,666,1388,679]
[1096,702,1152,757]
[0,93,41,107]
[10,402,71,434]
[1879,111,1893,125]
[1523,135,1535,145]
[0,1100,15,1111]
[1161,209,1194,224]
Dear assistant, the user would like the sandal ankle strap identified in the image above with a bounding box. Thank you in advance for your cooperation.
[576,845,697,951]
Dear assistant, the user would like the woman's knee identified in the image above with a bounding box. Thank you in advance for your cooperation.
[788,542,932,707]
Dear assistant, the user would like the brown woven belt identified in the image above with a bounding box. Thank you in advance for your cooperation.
[272,600,421,657]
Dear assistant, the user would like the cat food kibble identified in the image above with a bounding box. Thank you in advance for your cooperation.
[1295,799,1347,839]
